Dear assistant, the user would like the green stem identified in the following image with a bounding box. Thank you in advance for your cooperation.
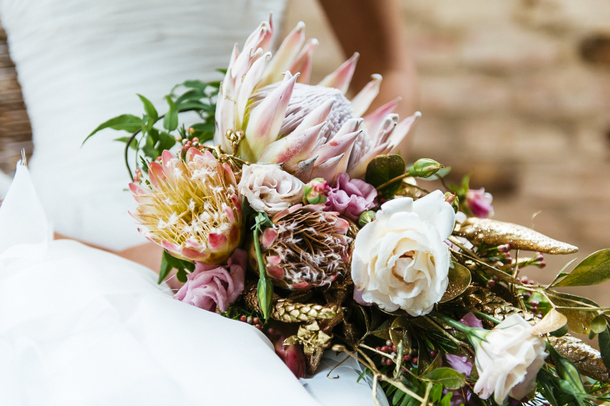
[253,224,272,322]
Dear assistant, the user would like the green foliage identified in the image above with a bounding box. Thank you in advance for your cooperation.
[251,212,274,322]
[83,114,143,144]
[366,154,406,197]
[158,250,195,285]
[599,326,610,370]
[423,367,466,390]
[554,249,610,287]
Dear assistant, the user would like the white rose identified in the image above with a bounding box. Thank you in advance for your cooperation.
[473,314,548,404]
[351,190,455,316]
[238,164,305,215]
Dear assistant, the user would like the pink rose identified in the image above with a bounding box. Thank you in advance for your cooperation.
[325,173,377,221]
[174,249,247,313]
[465,188,494,218]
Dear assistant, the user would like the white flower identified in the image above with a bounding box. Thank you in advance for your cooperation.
[351,190,455,316]
[238,164,305,215]
[473,314,548,404]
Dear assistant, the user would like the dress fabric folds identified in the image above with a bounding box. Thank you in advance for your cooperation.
[0,163,379,406]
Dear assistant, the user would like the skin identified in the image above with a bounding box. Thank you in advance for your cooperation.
[60,0,417,291]
[319,0,418,118]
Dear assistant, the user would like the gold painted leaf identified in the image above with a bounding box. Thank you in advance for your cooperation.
[454,218,578,255]
[440,262,472,303]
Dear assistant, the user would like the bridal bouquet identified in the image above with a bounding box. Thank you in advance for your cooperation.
[87,17,610,406]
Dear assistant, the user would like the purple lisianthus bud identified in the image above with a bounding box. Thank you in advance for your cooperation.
[460,312,484,329]
[303,177,330,204]
[465,188,494,218]
[325,173,377,221]
[174,248,247,313]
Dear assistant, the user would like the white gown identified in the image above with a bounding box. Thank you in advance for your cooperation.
[0,1,382,405]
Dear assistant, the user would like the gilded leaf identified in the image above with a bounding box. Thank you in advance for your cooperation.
[440,262,472,303]
[454,218,578,255]
[548,291,600,335]
[555,249,610,287]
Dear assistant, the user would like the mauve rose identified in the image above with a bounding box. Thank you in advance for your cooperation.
[325,173,377,221]
[174,249,247,313]
[466,188,494,218]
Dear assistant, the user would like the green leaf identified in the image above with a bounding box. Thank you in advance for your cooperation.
[423,367,466,390]
[158,251,173,284]
[175,88,205,105]
[163,96,179,131]
[599,326,610,370]
[555,249,610,287]
[176,269,188,283]
[114,136,138,150]
[440,392,452,406]
[83,114,142,144]
[591,314,608,334]
[252,212,274,322]
[137,94,158,122]
[158,131,176,152]
[546,342,588,404]
[177,101,215,113]
[429,383,443,403]
[365,154,406,189]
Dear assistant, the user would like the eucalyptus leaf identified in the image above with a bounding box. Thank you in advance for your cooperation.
[440,262,471,303]
[163,96,179,131]
[137,94,158,122]
[365,154,406,189]
[598,326,610,370]
[555,249,610,287]
[84,114,143,144]
[423,367,466,390]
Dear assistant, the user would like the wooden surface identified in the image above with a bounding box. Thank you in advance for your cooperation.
[0,21,32,175]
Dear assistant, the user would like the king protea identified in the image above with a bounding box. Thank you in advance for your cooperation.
[214,17,420,184]
[129,148,242,264]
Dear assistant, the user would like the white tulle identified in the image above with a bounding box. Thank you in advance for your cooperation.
[0,163,378,406]
[0,0,287,251]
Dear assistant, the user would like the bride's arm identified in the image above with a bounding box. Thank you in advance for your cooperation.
[320,0,418,119]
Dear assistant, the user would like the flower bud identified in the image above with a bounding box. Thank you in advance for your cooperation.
[358,210,376,227]
[444,192,460,213]
[408,158,443,178]
[303,177,329,205]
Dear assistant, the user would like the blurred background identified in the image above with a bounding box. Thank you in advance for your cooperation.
[0,0,608,306]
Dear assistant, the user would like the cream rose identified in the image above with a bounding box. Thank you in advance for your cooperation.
[473,314,548,404]
[238,164,305,215]
[351,190,455,316]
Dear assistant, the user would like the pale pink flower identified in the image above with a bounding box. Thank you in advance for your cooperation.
[214,17,420,183]
[238,164,304,215]
[473,314,547,404]
[174,249,247,313]
[325,173,377,221]
[129,148,242,264]
[466,188,494,218]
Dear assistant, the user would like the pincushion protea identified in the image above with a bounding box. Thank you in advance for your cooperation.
[249,204,352,290]
[215,17,420,184]
[129,148,242,264]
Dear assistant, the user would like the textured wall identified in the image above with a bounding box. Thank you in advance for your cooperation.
[285,0,610,306]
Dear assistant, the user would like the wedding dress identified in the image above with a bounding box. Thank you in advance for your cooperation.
[0,1,381,405]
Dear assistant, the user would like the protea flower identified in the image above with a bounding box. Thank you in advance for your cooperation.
[214,17,420,183]
[129,148,242,264]
[249,204,352,290]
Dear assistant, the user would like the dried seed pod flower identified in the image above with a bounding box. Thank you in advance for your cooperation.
[250,204,352,290]
[130,148,242,264]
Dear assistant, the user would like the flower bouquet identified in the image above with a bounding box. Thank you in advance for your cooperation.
[87,17,610,406]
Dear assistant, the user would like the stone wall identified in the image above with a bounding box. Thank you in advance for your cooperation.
[285,0,610,304]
